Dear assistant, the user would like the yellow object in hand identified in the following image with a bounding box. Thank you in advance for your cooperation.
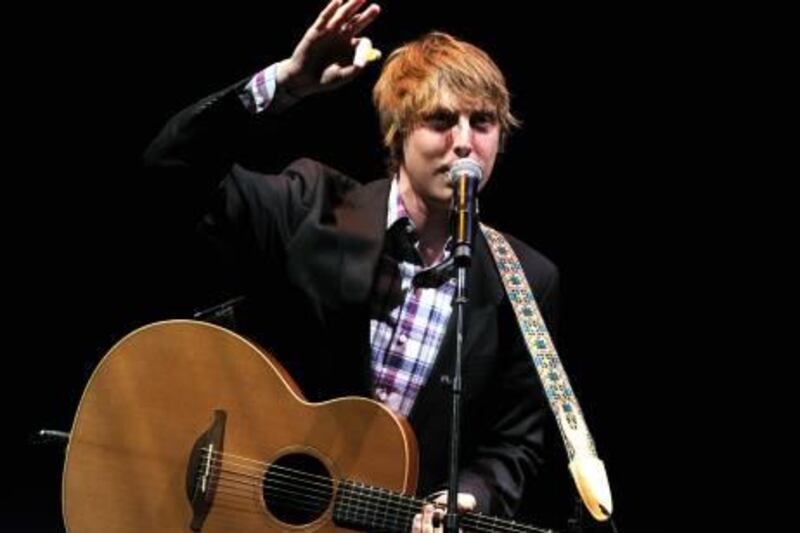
[355,37,382,67]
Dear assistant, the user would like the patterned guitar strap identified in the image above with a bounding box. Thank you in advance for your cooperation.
[481,224,613,521]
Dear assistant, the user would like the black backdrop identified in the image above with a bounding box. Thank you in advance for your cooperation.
[4,1,726,530]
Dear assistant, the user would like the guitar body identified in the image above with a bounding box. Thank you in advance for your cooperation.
[62,320,418,532]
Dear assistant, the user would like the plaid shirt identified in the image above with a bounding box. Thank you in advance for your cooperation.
[369,180,456,416]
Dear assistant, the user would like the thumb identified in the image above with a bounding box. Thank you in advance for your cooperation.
[457,493,477,512]
[432,492,477,513]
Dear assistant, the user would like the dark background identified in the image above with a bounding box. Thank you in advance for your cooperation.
[4,1,738,530]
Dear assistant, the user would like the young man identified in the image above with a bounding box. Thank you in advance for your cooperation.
[145,1,560,530]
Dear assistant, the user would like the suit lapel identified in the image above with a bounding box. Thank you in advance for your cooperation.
[288,177,390,310]
[333,179,392,305]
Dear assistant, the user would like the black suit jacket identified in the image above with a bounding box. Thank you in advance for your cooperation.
[144,77,561,519]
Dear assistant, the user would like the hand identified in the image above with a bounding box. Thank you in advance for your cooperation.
[277,0,381,99]
[410,492,477,533]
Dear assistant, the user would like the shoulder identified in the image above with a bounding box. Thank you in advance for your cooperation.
[228,157,362,211]
[232,157,360,195]
[485,228,562,330]
[497,231,559,281]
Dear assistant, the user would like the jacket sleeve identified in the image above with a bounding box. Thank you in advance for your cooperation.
[142,77,256,187]
[138,74,333,301]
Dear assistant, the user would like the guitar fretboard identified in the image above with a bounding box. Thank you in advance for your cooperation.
[334,479,415,531]
[332,479,554,533]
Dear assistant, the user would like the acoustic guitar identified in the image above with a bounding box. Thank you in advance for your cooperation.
[62,320,553,532]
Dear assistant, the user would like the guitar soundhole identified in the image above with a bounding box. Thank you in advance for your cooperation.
[263,452,333,525]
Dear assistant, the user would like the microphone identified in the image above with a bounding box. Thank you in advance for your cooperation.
[449,158,482,266]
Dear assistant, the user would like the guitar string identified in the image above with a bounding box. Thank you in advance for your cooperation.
[199,458,544,533]
[208,476,543,533]
[199,452,550,533]
[211,481,417,532]
[213,478,409,522]
[201,447,486,526]
[194,457,550,533]
[210,475,548,533]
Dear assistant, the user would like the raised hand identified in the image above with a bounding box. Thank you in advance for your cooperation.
[277,0,382,99]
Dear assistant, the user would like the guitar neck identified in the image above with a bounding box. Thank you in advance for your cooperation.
[333,479,552,533]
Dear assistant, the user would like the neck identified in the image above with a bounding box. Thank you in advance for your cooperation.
[397,174,450,266]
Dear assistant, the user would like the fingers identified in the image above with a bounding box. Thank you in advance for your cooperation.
[423,504,440,533]
[412,504,444,533]
[314,0,380,39]
[423,504,433,533]
[347,3,381,35]
[315,0,343,30]
[327,0,367,32]
[431,492,477,513]
[412,510,422,533]
[458,493,477,512]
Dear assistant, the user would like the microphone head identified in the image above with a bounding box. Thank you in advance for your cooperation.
[448,158,483,185]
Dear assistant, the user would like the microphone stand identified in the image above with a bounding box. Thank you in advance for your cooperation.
[445,262,468,533]
[444,184,478,533]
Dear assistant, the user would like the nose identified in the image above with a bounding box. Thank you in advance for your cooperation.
[452,116,473,158]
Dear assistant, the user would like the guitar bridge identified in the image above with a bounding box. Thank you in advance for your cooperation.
[186,410,227,531]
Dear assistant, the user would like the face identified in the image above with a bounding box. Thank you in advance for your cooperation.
[398,91,501,211]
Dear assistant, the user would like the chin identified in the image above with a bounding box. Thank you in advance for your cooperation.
[428,192,452,212]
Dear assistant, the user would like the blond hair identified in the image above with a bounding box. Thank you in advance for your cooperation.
[372,32,520,171]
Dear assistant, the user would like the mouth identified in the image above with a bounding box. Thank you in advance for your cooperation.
[438,167,454,188]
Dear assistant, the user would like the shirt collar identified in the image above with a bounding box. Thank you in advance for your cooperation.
[386,176,413,232]
[386,177,456,287]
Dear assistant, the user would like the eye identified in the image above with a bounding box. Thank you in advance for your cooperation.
[424,110,458,131]
[470,111,497,130]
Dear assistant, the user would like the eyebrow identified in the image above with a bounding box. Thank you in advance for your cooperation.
[423,107,497,119]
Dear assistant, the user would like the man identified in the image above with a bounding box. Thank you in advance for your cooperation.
[144,1,560,530]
